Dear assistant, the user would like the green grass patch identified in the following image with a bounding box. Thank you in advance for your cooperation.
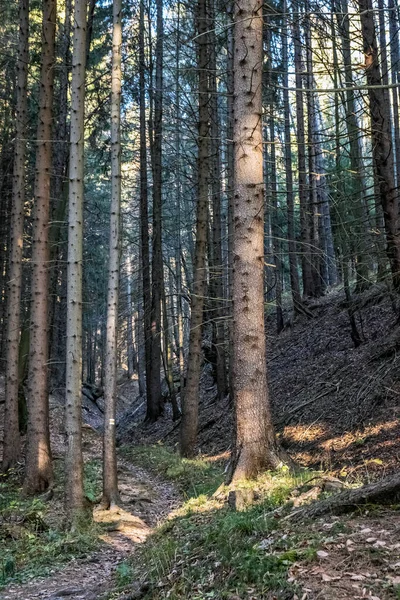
[0,460,104,588]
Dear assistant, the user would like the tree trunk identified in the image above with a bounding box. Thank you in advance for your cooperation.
[102,0,122,509]
[293,13,313,297]
[282,0,302,313]
[64,0,87,520]
[139,0,152,417]
[208,0,227,399]
[230,0,287,481]
[358,0,400,290]
[180,0,210,457]
[24,0,56,494]
[147,0,164,422]
[2,0,29,472]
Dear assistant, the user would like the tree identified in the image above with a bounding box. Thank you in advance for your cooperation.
[229,0,287,481]
[180,0,210,457]
[358,0,400,290]
[23,0,56,494]
[148,0,164,421]
[64,0,87,519]
[102,0,122,509]
[2,0,29,472]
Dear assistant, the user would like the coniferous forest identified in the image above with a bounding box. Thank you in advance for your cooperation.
[1,0,400,597]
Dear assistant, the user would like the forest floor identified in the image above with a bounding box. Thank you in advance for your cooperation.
[0,385,180,600]
[1,283,400,599]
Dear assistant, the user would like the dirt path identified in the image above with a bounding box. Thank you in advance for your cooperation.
[0,382,180,600]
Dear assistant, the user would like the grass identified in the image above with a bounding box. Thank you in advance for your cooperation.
[0,459,104,588]
[114,445,323,599]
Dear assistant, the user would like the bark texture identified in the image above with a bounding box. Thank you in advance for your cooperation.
[102,0,122,509]
[65,0,87,519]
[180,0,209,457]
[3,0,29,471]
[359,0,400,290]
[24,0,56,494]
[230,0,284,480]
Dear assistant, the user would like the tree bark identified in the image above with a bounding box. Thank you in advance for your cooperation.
[282,0,302,313]
[147,0,164,422]
[24,0,56,494]
[358,0,400,290]
[64,0,87,520]
[102,0,122,509]
[180,0,210,457]
[139,0,152,417]
[208,0,227,399]
[2,0,29,472]
[230,0,286,481]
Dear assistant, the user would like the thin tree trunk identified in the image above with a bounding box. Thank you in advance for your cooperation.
[293,13,313,297]
[388,0,400,188]
[24,0,56,494]
[126,257,136,379]
[147,0,164,421]
[180,0,210,457]
[139,0,152,418]
[2,0,29,471]
[208,0,227,398]
[64,0,87,520]
[102,0,122,509]
[282,0,302,313]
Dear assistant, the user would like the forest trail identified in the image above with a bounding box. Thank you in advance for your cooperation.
[0,380,180,600]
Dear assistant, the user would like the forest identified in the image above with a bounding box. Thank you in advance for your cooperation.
[1,0,400,597]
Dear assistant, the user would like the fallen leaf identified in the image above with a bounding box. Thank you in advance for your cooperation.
[317,550,329,559]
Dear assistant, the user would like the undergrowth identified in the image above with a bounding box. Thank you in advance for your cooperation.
[0,459,104,588]
[114,446,322,599]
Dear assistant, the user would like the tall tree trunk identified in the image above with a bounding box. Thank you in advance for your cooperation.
[282,0,302,313]
[388,0,400,188]
[174,0,185,397]
[336,0,372,288]
[147,0,164,421]
[24,0,56,494]
[139,0,152,416]
[230,0,286,481]
[64,0,87,520]
[208,0,227,399]
[293,13,313,297]
[180,0,209,457]
[2,0,29,471]
[358,0,400,290]
[226,1,234,399]
[102,0,122,509]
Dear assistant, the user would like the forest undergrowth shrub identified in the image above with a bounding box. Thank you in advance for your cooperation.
[0,461,104,587]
